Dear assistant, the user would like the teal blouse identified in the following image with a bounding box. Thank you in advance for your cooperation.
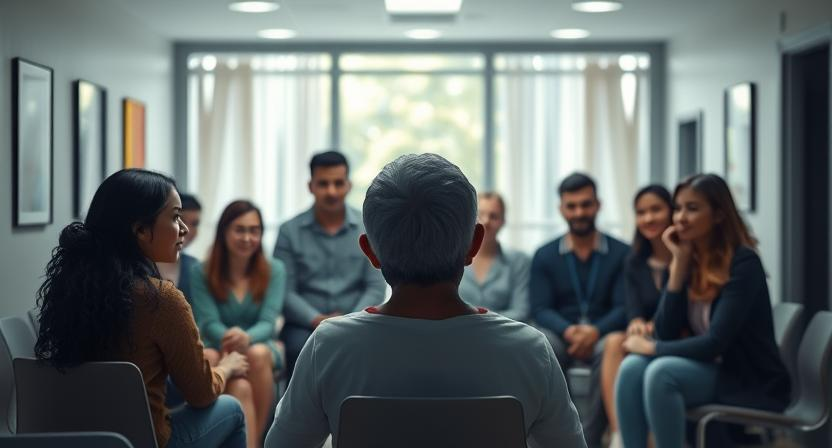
[190,258,287,350]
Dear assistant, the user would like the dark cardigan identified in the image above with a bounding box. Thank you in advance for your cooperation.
[654,246,791,411]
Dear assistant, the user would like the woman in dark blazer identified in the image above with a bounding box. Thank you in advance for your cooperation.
[615,174,790,448]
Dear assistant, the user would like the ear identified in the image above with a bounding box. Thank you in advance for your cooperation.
[133,222,151,243]
[346,179,353,194]
[307,180,313,194]
[595,199,602,211]
[464,224,485,266]
[359,234,381,269]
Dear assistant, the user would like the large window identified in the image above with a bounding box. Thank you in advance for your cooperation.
[339,53,485,210]
[186,49,652,258]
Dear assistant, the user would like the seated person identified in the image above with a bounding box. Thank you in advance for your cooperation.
[157,193,202,301]
[191,200,287,448]
[529,173,629,448]
[459,192,531,322]
[35,169,248,448]
[616,174,791,448]
[599,185,673,448]
[273,150,386,376]
[264,153,587,448]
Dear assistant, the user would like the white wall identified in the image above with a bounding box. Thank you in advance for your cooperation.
[666,0,832,301]
[0,0,174,317]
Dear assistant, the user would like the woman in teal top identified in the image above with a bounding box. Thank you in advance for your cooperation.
[191,200,286,448]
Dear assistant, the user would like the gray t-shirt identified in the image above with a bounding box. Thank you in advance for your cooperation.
[265,308,587,448]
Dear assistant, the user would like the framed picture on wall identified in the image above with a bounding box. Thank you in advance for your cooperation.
[123,98,146,168]
[724,82,756,212]
[678,111,703,179]
[74,80,107,219]
[12,57,54,227]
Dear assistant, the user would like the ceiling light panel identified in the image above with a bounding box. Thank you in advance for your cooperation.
[229,1,280,13]
[550,28,590,39]
[257,28,297,39]
[572,1,622,13]
[404,29,442,40]
[385,0,462,15]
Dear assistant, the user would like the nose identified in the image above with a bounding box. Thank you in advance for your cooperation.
[180,222,189,236]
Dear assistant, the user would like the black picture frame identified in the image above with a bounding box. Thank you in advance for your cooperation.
[73,80,107,219]
[724,82,756,212]
[678,111,703,179]
[12,57,54,227]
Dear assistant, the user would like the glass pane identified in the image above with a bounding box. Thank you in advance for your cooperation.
[340,73,484,210]
[340,53,484,71]
[494,53,649,72]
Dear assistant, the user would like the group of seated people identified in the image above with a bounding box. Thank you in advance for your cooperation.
[30,149,790,448]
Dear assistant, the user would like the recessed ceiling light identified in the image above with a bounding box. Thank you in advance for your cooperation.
[257,28,297,39]
[386,0,462,14]
[229,1,279,13]
[404,29,442,40]
[550,28,590,39]
[572,1,622,13]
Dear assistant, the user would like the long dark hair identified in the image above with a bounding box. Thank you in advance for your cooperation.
[630,184,673,263]
[674,174,757,302]
[204,200,270,303]
[35,169,177,368]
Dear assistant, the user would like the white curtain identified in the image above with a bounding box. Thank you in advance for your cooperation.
[187,55,330,259]
[495,54,649,254]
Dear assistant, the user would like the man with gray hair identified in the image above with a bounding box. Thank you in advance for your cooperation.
[265,154,586,448]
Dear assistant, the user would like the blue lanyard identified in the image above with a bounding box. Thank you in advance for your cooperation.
[566,252,601,319]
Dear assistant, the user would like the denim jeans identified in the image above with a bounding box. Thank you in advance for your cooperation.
[615,355,718,448]
[167,394,247,448]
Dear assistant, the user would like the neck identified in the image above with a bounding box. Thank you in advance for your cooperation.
[570,230,597,250]
[649,237,672,263]
[228,255,249,280]
[315,205,346,228]
[479,237,499,256]
[378,281,477,320]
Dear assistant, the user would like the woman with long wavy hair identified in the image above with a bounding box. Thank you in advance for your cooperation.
[614,174,790,448]
[190,200,286,448]
[35,169,249,448]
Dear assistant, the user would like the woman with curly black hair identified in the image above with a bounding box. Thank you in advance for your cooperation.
[36,169,249,448]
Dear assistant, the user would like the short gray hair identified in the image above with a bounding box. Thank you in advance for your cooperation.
[363,153,477,286]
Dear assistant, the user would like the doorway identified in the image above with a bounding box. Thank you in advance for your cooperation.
[781,26,831,448]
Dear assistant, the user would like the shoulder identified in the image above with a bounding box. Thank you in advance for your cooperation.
[267,257,287,276]
[280,208,313,231]
[135,278,192,318]
[603,233,631,254]
[532,237,564,262]
[503,248,530,265]
[730,245,764,274]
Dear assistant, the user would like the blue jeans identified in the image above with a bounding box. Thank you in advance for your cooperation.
[168,395,247,448]
[615,355,718,448]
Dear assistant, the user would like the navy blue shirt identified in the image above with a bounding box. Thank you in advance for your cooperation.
[530,233,629,337]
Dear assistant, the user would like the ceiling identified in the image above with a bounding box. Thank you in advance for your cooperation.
[112,0,742,43]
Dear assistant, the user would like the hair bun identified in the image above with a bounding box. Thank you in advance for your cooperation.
[58,222,95,251]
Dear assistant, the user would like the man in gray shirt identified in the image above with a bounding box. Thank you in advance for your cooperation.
[274,150,386,375]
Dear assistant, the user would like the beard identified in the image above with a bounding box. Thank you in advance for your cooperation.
[568,218,596,237]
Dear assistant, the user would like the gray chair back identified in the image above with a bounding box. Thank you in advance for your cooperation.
[0,315,37,434]
[26,309,39,335]
[772,302,805,393]
[337,396,526,448]
[785,311,832,428]
[14,358,158,448]
[0,431,133,447]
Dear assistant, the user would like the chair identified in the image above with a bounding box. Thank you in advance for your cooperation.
[26,309,39,335]
[0,431,134,447]
[688,311,832,448]
[337,396,526,448]
[14,358,158,448]
[772,302,805,394]
[0,315,37,434]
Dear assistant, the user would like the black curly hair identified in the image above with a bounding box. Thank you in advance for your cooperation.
[35,169,177,368]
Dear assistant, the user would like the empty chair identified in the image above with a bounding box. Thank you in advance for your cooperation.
[688,310,832,448]
[0,315,37,434]
[14,358,157,448]
[772,302,805,395]
[337,396,526,448]
[0,431,133,447]
[26,309,39,335]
